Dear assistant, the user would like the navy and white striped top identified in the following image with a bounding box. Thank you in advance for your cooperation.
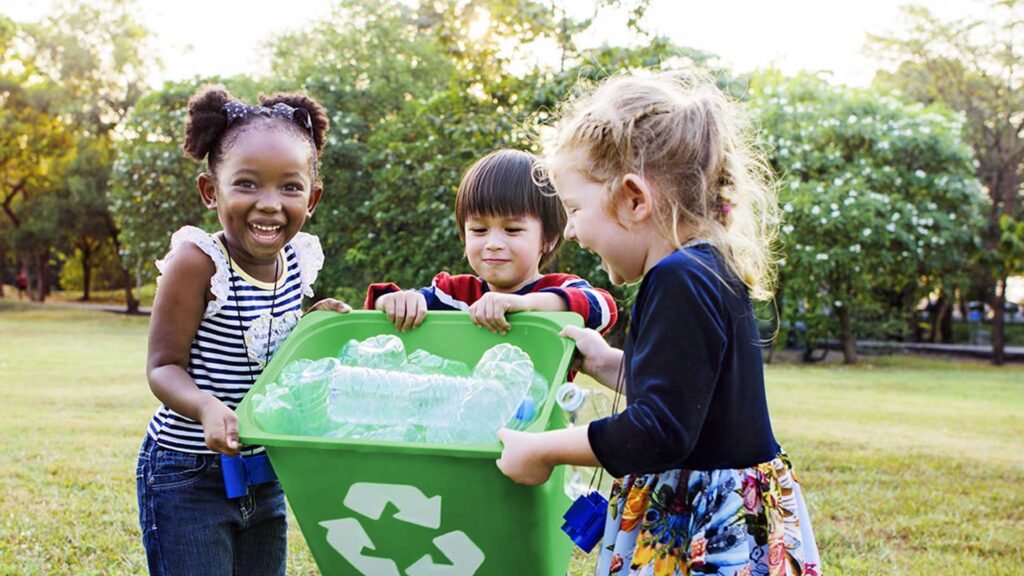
[147,226,323,454]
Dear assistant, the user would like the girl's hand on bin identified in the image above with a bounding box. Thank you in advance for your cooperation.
[560,326,618,377]
[198,397,241,457]
[306,298,352,314]
[468,292,520,334]
[496,428,553,485]
[376,291,427,332]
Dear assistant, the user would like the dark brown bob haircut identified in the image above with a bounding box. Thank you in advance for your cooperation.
[455,149,567,269]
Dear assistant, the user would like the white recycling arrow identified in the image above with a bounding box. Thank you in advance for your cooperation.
[319,518,400,576]
[406,530,485,576]
[322,483,486,576]
[344,482,442,529]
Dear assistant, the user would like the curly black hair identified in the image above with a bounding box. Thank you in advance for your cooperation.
[182,84,329,179]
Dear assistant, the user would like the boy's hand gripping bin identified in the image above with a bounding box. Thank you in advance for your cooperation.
[235,311,583,576]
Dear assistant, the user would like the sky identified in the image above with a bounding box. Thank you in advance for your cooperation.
[1,0,978,88]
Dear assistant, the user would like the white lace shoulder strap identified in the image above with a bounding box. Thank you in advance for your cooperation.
[155,226,232,319]
[288,232,324,298]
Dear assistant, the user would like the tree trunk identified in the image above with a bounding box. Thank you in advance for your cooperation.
[907,306,921,343]
[122,264,140,314]
[936,296,953,344]
[991,276,1006,366]
[108,223,139,314]
[80,242,93,301]
[35,248,49,302]
[837,305,858,364]
[22,252,37,301]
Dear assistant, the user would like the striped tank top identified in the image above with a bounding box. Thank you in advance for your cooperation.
[146,226,323,454]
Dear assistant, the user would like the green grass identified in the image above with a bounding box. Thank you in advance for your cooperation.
[1,300,1022,575]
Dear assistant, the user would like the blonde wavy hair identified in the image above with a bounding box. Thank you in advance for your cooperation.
[542,71,779,301]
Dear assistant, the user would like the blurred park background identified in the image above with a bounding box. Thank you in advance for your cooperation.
[1,0,1023,574]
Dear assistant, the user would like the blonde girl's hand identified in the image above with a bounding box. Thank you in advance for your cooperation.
[198,398,241,457]
[496,428,554,485]
[468,292,522,335]
[376,291,428,332]
[559,325,623,388]
[306,298,352,314]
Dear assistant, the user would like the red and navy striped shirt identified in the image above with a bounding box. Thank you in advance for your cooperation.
[365,271,617,334]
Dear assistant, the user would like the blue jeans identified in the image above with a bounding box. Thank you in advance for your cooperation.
[136,436,287,576]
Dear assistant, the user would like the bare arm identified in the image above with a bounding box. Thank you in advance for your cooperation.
[146,243,240,456]
[496,426,601,485]
[468,292,566,334]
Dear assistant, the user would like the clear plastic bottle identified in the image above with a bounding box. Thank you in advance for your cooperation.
[327,366,530,444]
[556,382,609,499]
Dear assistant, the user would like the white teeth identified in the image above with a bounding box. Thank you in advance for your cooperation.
[250,223,281,232]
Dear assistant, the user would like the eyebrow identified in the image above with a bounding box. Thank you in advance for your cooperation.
[233,168,307,179]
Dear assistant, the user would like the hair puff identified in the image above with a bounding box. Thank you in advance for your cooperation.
[259,92,330,155]
[182,85,234,162]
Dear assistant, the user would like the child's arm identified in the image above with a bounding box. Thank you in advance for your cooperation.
[496,426,600,485]
[467,292,564,334]
[146,243,241,456]
[538,277,618,334]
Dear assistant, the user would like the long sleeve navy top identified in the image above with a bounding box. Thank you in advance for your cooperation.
[587,245,780,477]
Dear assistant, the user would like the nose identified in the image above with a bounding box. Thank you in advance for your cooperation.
[255,188,282,212]
[564,220,577,242]
[484,232,504,250]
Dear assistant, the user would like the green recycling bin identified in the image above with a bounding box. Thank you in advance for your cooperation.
[235,310,582,576]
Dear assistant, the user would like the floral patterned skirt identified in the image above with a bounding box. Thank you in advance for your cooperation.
[594,453,820,576]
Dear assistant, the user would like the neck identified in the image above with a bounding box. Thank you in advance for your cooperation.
[220,234,281,284]
[488,272,543,294]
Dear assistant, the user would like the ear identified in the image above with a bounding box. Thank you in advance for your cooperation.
[306,183,324,218]
[619,173,656,223]
[198,173,217,209]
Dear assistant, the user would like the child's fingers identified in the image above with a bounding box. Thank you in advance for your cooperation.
[413,303,427,328]
[398,298,416,332]
[225,414,240,455]
[559,325,585,341]
[383,298,396,323]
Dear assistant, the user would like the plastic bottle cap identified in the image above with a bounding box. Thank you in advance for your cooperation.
[556,382,585,413]
[515,397,536,421]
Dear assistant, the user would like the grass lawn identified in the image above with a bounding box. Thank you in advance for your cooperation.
[1,300,1022,575]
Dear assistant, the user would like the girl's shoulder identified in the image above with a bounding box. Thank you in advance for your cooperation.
[286,232,324,298]
[155,226,232,319]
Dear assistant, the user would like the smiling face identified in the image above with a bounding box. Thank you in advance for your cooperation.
[553,162,650,286]
[199,127,321,273]
[463,213,551,293]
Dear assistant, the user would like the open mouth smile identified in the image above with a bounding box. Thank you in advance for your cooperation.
[249,222,283,241]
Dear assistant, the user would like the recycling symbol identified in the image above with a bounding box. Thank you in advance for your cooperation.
[320,483,485,575]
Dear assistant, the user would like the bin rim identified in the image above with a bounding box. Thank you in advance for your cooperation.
[236,309,583,458]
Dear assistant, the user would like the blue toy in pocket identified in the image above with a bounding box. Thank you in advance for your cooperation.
[221,453,277,498]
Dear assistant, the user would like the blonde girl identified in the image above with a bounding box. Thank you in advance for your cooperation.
[497,72,820,576]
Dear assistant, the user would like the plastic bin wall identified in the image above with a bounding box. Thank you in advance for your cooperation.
[236,311,582,576]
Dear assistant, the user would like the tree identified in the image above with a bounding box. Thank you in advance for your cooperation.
[751,72,984,364]
[868,1,1024,364]
[19,0,154,309]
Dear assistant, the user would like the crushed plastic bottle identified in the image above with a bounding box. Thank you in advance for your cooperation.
[254,340,548,445]
[556,382,612,499]
[251,383,295,433]
[473,343,534,386]
[327,366,530,444]
[288,357,337,436]
[406,349,471,376]
[509,372,550,430]
[337,335,407,370]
